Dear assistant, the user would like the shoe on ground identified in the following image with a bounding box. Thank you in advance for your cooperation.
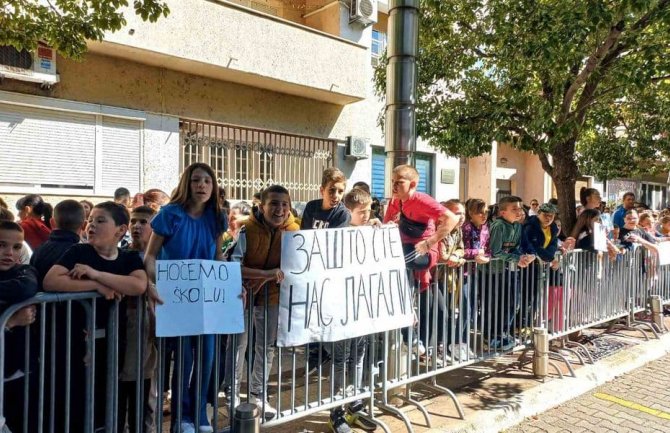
[179,422,195,433]
[450,343,474,362]
[249,394,277,420]
[345,411,378,431]
[329,408,353,433]
[198,426,214,433]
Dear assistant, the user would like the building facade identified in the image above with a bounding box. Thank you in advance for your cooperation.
[0,0,461,210]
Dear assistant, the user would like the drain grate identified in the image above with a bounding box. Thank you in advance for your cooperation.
[576,335,632,361]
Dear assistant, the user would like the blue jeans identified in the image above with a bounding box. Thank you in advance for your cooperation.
[171,335,215,428]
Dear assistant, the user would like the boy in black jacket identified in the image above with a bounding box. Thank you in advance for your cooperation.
[30,199,85,288]
[1,220,38,432]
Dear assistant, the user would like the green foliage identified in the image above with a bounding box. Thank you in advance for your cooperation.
[0,1,170,59]
[374,0,670,179]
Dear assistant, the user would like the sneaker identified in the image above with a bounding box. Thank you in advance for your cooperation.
[179,422,195,433]
[501,336,518,351]
[329,408,353,433]
[450,343,474,362]
[249,394,277,420]
[345,412,377,431]
[416,339,426,356]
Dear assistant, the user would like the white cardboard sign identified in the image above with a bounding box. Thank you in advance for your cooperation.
[155,260,244,337]
[277,226,414,347]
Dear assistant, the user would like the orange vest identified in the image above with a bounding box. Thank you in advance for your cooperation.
[242,211,300,305]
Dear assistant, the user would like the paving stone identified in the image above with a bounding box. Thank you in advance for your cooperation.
[503,353,670,433]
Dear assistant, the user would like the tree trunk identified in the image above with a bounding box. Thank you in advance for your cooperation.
[551,150,579,234]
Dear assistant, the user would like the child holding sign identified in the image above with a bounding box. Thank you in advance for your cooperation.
[301,168,351,380]
[144,163,227,433]
[224,184,300,420]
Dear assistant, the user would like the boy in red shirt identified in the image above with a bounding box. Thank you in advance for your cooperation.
[384,165,459,288]
[384,165,459,357]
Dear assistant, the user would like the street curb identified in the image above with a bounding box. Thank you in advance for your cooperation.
[427,331,670,433]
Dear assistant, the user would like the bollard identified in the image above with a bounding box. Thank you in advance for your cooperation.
[533,328,548,379]
[650,295,664,331]
[233,403,260,433]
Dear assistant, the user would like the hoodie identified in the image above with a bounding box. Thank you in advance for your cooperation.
[521,215,559,262]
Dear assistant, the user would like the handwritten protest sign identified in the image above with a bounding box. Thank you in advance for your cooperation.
[155,260,244,337]
[593,222,608,252]
[277,226,414,347]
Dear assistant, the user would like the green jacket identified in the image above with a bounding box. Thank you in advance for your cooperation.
[489,218,522,272]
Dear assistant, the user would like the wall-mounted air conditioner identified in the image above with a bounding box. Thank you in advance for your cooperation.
[0,43,59,87]
[346,136,369,159]
[350,0,378,26]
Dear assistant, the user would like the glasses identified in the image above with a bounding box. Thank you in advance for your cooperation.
[531,203,539,206]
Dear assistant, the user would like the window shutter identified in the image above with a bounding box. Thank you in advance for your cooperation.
[100,117,141,195]
[0,102,95,187]
[415,155,431,195]
[371,147,386,199]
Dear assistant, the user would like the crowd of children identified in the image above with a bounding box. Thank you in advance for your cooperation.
[2,163,669,433]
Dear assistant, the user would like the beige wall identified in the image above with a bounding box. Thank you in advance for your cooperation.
[467,153,494,203]
[466,143,549,204]
[0,48,384,197]
[304,2,342,36]
[0,53,348,138]
[94,0,367,104]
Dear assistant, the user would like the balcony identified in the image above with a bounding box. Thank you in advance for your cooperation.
[88,0,368,105]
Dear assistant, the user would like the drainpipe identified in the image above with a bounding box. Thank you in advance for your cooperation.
[384,0,419,197]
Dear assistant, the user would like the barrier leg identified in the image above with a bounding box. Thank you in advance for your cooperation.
[419,378,465,420]
[395,385,431,428]
[650,295,667,333]
[532,328,548,379]
[376,401,415,433]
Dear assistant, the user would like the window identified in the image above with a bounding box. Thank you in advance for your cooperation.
[0,101,141,195]
[415,153,434,196]
[641,183,667,209]
[371,147,386,199]
[371,148,434,198]
[180,120,336,202]
[371,30,387,66]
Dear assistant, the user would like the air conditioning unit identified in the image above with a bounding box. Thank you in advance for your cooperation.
[0,43,59,87]
[350,0,378,26]
[346,136,369,159]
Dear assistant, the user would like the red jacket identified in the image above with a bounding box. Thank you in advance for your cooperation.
[20,217,51,250]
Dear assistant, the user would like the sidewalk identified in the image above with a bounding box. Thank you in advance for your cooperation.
[504,352,670,433]
[264,317,670,433]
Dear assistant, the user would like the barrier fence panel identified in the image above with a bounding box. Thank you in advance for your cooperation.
[4,246,670,433]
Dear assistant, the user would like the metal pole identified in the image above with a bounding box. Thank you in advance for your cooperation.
[532,328,548,379]
[384,0,420,196]
[650,295,665,332]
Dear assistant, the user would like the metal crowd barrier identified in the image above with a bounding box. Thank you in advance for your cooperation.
[3,248,668,433]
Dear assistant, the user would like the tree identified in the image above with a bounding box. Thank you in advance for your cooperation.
[375,0,670,230]
[0,1,170,59]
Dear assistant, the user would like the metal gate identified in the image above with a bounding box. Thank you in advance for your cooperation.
[180,120,337,202]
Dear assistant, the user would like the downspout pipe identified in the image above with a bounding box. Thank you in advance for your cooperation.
[384,0,419,196]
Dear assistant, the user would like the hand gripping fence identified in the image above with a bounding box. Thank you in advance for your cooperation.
[1,247,667,433]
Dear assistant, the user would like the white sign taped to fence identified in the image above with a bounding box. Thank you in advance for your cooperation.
[593,222,608,252]
[656,242,670,266]
[155,260,244,337]
[277,226,414,347]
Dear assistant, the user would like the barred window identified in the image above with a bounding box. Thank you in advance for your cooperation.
[180,120,336,202]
